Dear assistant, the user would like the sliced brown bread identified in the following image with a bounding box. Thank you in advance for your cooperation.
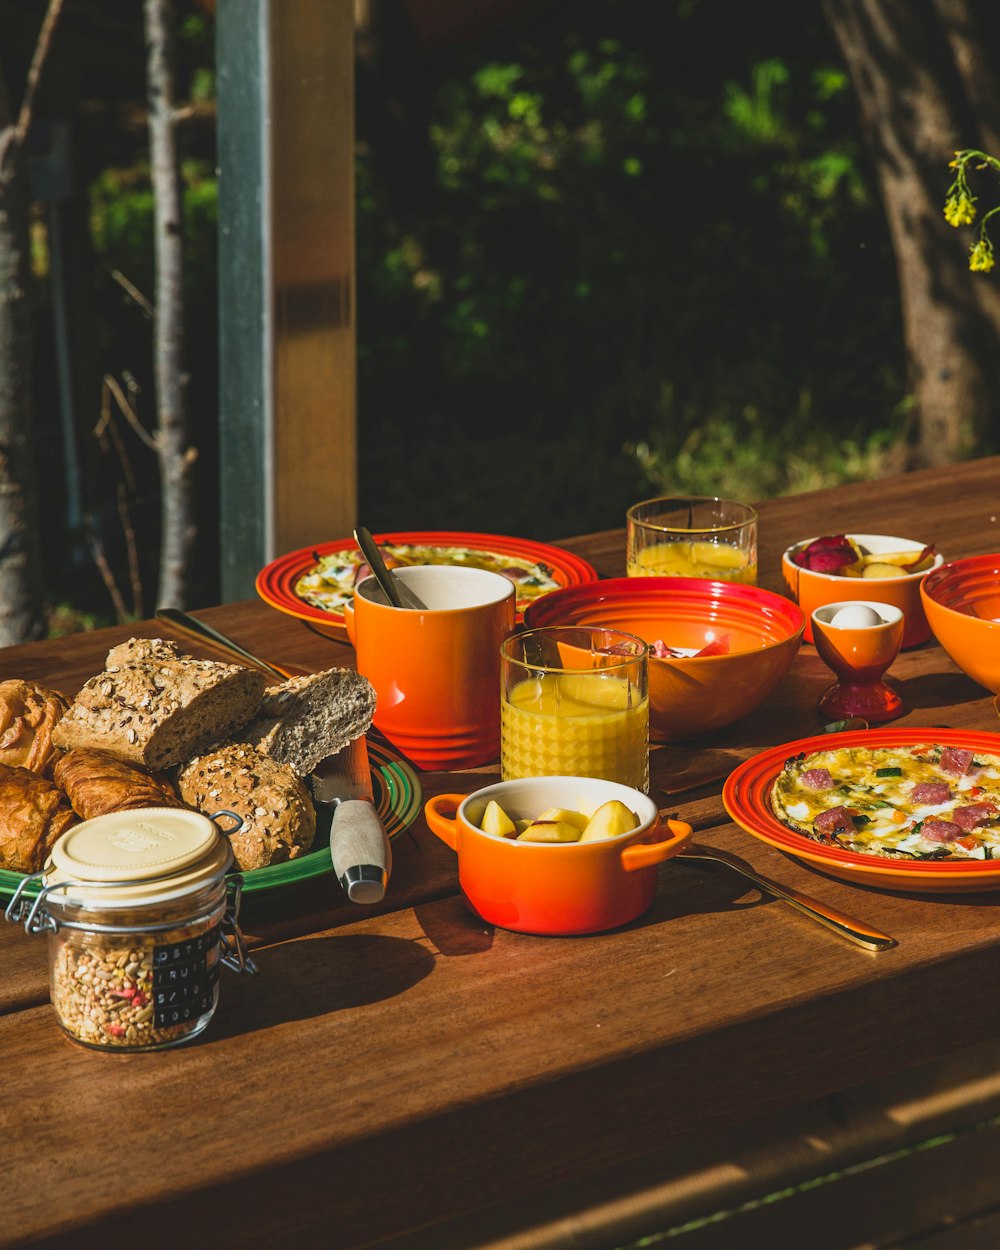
[177,742,316,871]
[241,668,376,776]
[51,639,266,770]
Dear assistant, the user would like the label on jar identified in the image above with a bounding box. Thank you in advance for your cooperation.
[152,924,220,1028]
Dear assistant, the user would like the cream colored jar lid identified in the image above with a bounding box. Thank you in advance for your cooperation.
[45,807,233,908]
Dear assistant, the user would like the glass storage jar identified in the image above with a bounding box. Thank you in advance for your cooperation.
[5,806,255,1051]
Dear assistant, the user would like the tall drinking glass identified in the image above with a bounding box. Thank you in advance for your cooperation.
[500,626,649,793]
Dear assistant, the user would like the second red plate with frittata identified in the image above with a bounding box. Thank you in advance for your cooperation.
[256,531,599,641]
[724,728,1000,893]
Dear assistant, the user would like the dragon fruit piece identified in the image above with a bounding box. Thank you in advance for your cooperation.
[792,535,856,573]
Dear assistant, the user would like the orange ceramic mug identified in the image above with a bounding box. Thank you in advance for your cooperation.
[344,565,516,770]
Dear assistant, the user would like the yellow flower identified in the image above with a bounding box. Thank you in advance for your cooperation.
[969,238,995,272]
[944,192,976,227]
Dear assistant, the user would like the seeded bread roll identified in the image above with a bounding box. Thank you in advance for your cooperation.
[0,762,79,873]
[0,679,72,777]
[53,748,185,821]
[105,637,184,668]
[241,668,376,777]
[51,640,266,770]
[177,743,316,871]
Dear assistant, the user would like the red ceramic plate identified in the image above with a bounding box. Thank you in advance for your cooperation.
[256,530,599,641]
[724,728,1000,894]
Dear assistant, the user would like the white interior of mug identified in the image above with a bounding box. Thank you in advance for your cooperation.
[357,564,515,610]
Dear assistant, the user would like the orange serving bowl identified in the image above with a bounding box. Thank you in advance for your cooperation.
[522,578,805,742]
[920,553,1000,693]
[424,776,691,935]
[782,533,942,649]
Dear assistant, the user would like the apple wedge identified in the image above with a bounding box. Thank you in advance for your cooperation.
[579,799,640,842]
[480,799,517,838]
[535,806,589,832]
[517,820,582,843]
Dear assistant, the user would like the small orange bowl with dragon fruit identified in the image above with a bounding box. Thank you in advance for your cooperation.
[782,533,942,649]
[523,577,805,742]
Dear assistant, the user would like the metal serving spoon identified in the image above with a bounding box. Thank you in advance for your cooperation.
[677,845,896,952]
[353,527,427,610]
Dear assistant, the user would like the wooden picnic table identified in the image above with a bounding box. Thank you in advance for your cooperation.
[4,456,1000,1250]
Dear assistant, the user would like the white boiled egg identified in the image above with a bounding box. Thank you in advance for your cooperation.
[830,604,884,628]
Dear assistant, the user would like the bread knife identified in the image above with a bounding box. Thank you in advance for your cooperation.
[311,736,392,904]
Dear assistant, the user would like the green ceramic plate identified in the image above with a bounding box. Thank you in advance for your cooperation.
[0,738,422,902]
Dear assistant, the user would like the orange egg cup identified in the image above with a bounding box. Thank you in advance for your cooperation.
[811,601,905,723]
[424,776,692,935]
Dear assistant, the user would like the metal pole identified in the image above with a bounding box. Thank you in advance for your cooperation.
[216,0,356,602]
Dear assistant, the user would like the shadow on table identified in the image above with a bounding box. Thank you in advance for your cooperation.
[894,670,992,714]
[211,932,435,1037]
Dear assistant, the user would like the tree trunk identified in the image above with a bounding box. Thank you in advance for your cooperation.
[145,0,196,609]
[0,67,49,644]
[823,0,1000,468]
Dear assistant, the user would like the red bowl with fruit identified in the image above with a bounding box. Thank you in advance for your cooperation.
[523,578,804,742]
[782,533,942,649]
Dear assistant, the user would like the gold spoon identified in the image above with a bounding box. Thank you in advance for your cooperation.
[678,844,897,952]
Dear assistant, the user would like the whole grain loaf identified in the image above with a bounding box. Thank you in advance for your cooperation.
[177,742,316,871]
[105,637,185,668]
[240,667,376,776]
[51,639,266,770]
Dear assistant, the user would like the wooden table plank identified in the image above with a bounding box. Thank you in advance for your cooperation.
[3,456,1000,1248]
[5,833,1000,1248]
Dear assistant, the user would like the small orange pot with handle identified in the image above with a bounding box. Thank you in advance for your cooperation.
[424,775,691,935]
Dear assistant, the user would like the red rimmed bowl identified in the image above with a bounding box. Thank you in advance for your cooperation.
[523,578,805,741]
[920,553,1000,693]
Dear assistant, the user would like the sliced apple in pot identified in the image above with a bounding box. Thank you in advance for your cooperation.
[481,799,517,838]
[517,820,583,843]
[579,800,640,842]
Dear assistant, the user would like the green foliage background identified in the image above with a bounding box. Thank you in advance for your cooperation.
[353,1,908,542]
[29,0,926,624]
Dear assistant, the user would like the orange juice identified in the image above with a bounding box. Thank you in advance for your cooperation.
[628,540,756,583]
[501,672,649,792]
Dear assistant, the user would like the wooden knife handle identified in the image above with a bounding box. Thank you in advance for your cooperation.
[330,800,392,904]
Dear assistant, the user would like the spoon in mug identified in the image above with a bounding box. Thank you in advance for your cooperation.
[354,527,427,610]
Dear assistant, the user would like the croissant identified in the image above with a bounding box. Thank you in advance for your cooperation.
[53,748,185,822]
[0,679,72,777]
[0,763,79,873]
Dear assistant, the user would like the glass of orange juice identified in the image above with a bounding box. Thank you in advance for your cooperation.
[626,496,758,584]
[500,626,649,792]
